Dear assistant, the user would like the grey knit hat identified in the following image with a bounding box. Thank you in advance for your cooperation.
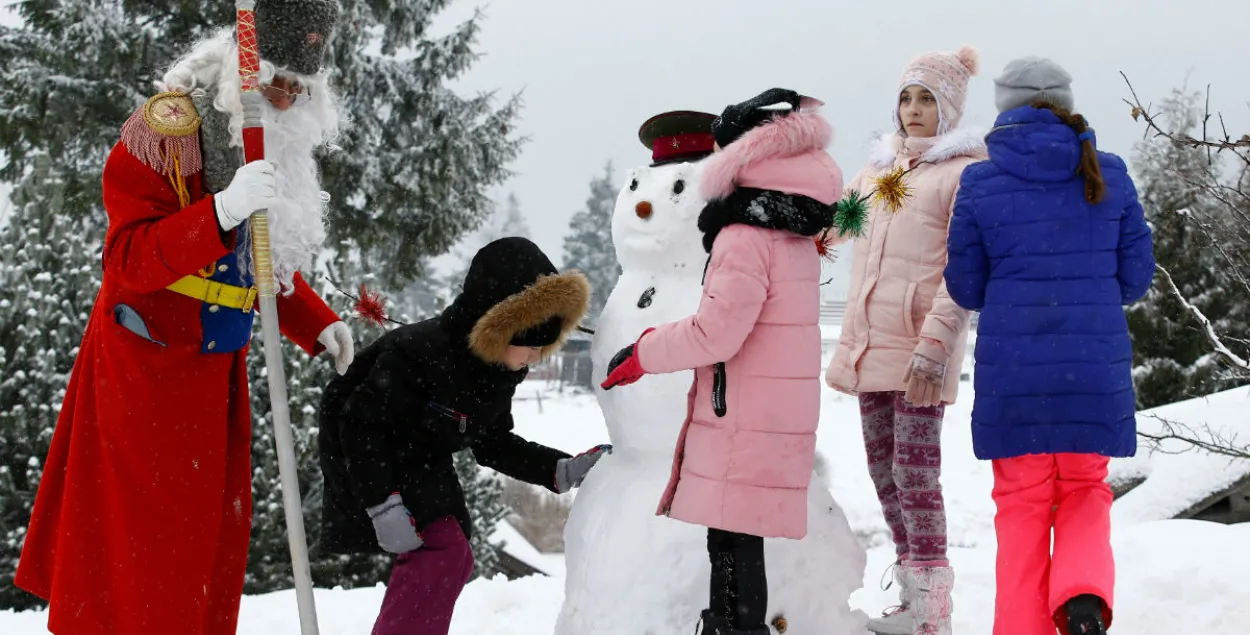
[993,57,1074,113]
[255,0,340,76]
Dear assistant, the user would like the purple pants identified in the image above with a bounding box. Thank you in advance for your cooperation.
[859,391,948,562]
[372,516,475,635]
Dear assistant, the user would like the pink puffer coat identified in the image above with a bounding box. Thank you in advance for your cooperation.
[636,106,841,539]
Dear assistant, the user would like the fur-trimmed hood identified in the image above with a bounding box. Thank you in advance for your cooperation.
[700,108,843,206]
[867,125,988,168]
[440,237,590,366]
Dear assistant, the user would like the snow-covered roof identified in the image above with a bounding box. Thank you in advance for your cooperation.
[1111,387,1250,525]
[489,520,562,577]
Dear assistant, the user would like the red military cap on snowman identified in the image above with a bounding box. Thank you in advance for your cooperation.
[638,110,717,166]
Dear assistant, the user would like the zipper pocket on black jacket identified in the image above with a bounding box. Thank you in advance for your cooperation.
[712,362,727,417]
[428,402,468,433]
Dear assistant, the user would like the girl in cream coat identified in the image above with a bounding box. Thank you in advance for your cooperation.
[825,46,985,635]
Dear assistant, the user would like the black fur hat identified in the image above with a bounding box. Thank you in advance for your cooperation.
[711,88,803,149]
[255,0,340,76]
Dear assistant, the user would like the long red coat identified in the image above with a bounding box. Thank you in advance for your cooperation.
[14,133,340,635]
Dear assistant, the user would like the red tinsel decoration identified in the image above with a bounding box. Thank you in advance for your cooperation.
[813,231,838,263]
[354,283,389,327]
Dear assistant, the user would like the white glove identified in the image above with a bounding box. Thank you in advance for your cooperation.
[366,493,424,554]
[317,321,354,375]
[214,160,276,231]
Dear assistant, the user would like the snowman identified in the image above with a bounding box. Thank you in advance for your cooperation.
[555,112,867,635]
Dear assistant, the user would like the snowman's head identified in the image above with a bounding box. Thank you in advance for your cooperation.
[612,161,709,274]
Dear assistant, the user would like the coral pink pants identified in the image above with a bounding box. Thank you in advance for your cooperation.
[992,453,1115,635]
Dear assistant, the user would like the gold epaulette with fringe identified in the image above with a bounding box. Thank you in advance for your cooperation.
[119,92,204,207]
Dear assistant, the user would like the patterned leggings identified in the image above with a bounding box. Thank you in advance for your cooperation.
[859,391,947,562]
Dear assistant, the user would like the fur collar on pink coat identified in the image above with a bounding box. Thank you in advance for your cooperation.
[699,104,843,206]
[866,126,988,168]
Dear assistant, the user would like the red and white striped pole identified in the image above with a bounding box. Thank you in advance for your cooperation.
[235,2,320,633]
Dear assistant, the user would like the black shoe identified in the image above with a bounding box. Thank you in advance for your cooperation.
[1065,594,1108,635]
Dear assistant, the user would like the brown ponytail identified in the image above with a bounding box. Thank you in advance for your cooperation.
[1032,101,1105,203]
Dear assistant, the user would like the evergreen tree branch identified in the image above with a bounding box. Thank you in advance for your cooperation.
[1157,264,1249,373]
[1173,199,1250,297]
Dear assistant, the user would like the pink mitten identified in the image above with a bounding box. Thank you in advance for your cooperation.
[902,338,948,407]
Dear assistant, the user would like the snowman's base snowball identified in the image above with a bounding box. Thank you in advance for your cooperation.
[555,450,869,635]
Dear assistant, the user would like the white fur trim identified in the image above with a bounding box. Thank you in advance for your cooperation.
[868,126,987,168]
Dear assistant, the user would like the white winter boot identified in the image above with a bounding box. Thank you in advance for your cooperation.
[866,561,914,635]
[902,564,953,635]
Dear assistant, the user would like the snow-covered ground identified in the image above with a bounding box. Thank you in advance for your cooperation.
[5,377,1249,634]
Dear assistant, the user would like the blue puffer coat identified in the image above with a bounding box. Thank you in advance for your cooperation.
[944,106,1155,460]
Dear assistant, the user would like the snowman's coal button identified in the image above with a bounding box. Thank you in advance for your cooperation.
[637,287,656,308]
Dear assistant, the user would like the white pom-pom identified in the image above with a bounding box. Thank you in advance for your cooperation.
[957,45,980,76]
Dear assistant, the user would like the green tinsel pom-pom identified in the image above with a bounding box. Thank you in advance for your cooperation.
[834,189,870,238]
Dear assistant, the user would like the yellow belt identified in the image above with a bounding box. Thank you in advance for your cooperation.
[166,275,257,312]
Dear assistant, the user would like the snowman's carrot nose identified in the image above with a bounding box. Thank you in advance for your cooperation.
[635,201,653,219]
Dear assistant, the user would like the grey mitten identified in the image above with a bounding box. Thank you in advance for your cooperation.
[555,444,613,493]
[365,493,424,554]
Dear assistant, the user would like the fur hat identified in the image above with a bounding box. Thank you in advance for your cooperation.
[444,237,590,365]
[712,88,805,149]
[255,0,340,76]
[994,57,1074,113]
[894,46,980,135]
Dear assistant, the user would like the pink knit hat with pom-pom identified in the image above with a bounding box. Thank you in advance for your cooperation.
[893,46,980,135]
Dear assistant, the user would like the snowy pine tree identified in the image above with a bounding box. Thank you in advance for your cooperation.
[394,259,454,322]
[497,193,532,241]
[0,154,103,610]
[442,192,533,294]
[562,162,620,326]
[1126,89,1249,407]
[0,0,522,287]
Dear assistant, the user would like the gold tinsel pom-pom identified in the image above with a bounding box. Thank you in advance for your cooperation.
[872,166,913,214]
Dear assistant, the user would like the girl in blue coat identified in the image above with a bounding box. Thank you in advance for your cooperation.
[943,57,1155,635]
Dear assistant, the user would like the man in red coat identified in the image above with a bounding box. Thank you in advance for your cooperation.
[14,2,354,633]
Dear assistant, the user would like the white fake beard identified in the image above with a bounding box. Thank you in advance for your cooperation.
[259,100,334,294]
[158,27,344,294]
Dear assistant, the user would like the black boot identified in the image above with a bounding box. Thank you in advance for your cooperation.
[697,609,728,635]
[697,609,770,635]
[1065,594,1107,635]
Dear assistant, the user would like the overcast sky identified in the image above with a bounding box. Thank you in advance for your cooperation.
[432,0,1250,272]
[5,0,1249,282]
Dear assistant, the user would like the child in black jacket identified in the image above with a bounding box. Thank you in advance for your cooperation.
[319,237,610,635]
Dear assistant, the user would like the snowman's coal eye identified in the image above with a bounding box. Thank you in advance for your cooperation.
[673,180,686,195]
[629,179,639,192]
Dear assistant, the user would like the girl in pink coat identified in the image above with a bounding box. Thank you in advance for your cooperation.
[601,88,842,635]
[824,46,986,635]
